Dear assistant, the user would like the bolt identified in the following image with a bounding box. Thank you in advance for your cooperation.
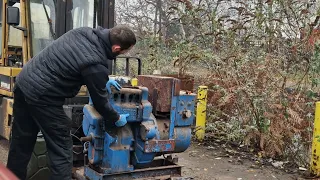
[183,110,192,118]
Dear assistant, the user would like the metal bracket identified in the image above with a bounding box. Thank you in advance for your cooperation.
[12,26,27,37]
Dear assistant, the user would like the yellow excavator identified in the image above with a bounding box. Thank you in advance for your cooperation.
[0,0,116,178]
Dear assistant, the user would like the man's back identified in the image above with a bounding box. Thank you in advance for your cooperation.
[16,27,113,106]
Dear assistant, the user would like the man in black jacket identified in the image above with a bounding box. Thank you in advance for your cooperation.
[6,25,136,180]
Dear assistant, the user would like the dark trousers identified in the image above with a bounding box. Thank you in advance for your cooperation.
[6,86,73,180]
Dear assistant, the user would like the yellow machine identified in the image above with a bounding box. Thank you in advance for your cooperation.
[0,0,115,140]
[0,0,26,140]
[0,1,116,178]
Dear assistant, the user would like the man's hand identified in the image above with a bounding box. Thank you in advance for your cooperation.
[106,80,122,94]
[115,114,129,127]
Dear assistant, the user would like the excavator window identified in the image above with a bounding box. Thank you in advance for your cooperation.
[29,0,96,57]
[69,0,95,29]
[30,0,55,56]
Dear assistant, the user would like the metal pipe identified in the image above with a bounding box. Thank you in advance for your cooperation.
[119,88,142,94]
[115,56,142,75]
[125,57,129,76]
[137,58,142,75]
[80,135,92,142]
[113,58,117,75]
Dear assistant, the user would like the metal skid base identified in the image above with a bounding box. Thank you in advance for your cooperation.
[74,159,190,180]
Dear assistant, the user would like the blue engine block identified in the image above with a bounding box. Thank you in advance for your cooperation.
[82,76,196,177]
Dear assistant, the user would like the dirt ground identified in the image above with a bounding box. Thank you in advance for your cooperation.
[178,144,300,180]
[0,138,302,180]
[0,138,8,165]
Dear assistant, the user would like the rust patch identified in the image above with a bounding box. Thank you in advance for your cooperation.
[173,79,180,96]
[137,75,180,113]
[144,139,175,153]
[163,74,195,91]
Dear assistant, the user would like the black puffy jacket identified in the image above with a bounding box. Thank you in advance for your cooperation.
[16,26,115,106]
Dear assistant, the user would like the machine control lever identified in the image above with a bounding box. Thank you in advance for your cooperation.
[80,135,93,142]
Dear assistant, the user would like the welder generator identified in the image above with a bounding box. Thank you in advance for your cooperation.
[73,62,197,179]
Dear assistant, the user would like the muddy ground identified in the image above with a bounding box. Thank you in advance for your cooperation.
[0,138,303,180]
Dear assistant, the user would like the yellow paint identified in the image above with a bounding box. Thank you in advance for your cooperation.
[195,86,208,141]
[0,97,13,140]
[0,89,13,97]
[311,102,320,175]
[131,78,138,86]
[0,0,6,66]
[11,67,22,76]
[0,67,12,76]
[5,98,13,115]
[0,67,22,76]
[77,85,88,96]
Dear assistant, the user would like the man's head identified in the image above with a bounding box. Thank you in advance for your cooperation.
[110,25,136,56]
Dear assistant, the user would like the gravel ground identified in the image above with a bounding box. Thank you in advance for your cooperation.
[0,138,301,180]
[0,138,9,165]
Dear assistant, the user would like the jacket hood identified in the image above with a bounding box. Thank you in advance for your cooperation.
[92,26,116,60]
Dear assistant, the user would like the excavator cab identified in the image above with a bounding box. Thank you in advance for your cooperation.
[0,0,115,139]
[0,0,115,178]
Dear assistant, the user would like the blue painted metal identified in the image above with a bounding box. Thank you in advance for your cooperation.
[140,87,152,120]
[83,104,133,173]
[174,127,192,153]
[175,93,196,126]
[82,76,197,179]
[169,78,180,139]
[83,105,104,165]
[144,126,157,140]
[132,137,156,165]
[84,166,104,180]
[101,126,134,173]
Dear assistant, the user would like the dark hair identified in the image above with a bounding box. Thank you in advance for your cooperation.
[110,25,136,50]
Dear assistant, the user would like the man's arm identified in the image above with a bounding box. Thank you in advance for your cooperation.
[81,64,120,123]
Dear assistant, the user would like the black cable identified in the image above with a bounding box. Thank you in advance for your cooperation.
[71,133,83,155]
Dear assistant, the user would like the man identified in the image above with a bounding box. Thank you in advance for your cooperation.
[6,25,136,180]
